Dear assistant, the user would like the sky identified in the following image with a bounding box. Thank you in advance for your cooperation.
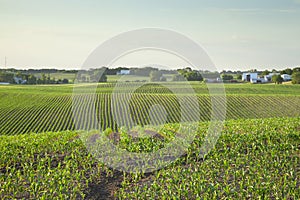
[0,0,300,71]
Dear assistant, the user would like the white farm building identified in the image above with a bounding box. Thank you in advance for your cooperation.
[13,77,27,84]
[242,73,258,82]
[117,70,130,75]
[281,74,292,81]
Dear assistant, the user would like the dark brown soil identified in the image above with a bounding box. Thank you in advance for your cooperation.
[83,170,123,200]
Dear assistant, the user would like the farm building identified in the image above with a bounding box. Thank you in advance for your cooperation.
[117,70,130,75]
[242,73,258,82]
[264,75,272,82]
[264,73,280,82]
[13,77,27,84]
[0,82,10,85]
[281,74,292,81]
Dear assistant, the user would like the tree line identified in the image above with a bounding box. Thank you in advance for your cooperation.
[0,72,69,84]
[1,66,300,84]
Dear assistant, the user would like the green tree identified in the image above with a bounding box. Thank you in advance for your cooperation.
[15,72,22,78]
[50,78,56,84]
[236,74,242,80]
[62,79,69,84]
[0,72,14,83]
[46,74,51,84]
[37,78,43,84]
[293,67,300,73]
[185,71,203,81]
[261,70,270,76]
[27,75,37,84]
[292,72,300,84]
[281,68,293,75]
[178,69,203,81]
[221,74,233,81]
[41,73,47,84]
[272,75,283,84]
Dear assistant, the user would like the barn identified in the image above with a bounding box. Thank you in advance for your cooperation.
[281,74,292,81]
[242,73,258,82]
[117,70,130,75]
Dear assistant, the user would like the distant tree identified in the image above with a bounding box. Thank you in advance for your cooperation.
[236,74,242,80]
[177,69,186,75]
[50,78,56,84]
[201,72,220,79]
[62,79,69,84]
[177,68,203,81]
[272,75,283,84]
[0,72,14,83]
[221,74,233,81]
[261,70,270,76]
[281,68,293,75]
[27,75,37,84]
[15,72,22,78]
[292,72,300,84]
[37,78,43,84]
[150,70,163,82]
[185,71,203,81]
[185,67,192,72]
[160,69,177,75]
[41,73,47,84]
[21,74,29,82]
[46,74,51,84]
[293,67,300,73]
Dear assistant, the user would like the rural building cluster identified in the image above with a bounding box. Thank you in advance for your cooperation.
[242,72,292,83]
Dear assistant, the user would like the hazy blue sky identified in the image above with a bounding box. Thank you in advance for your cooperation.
[0,0,300,71]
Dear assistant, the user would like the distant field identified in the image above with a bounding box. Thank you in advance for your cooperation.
[107,75,150,82]
[32,74,153,83]
[1,82,300,95]
[0,83,300,135]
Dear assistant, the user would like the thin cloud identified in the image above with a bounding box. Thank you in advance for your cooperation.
[224,8,296,14]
